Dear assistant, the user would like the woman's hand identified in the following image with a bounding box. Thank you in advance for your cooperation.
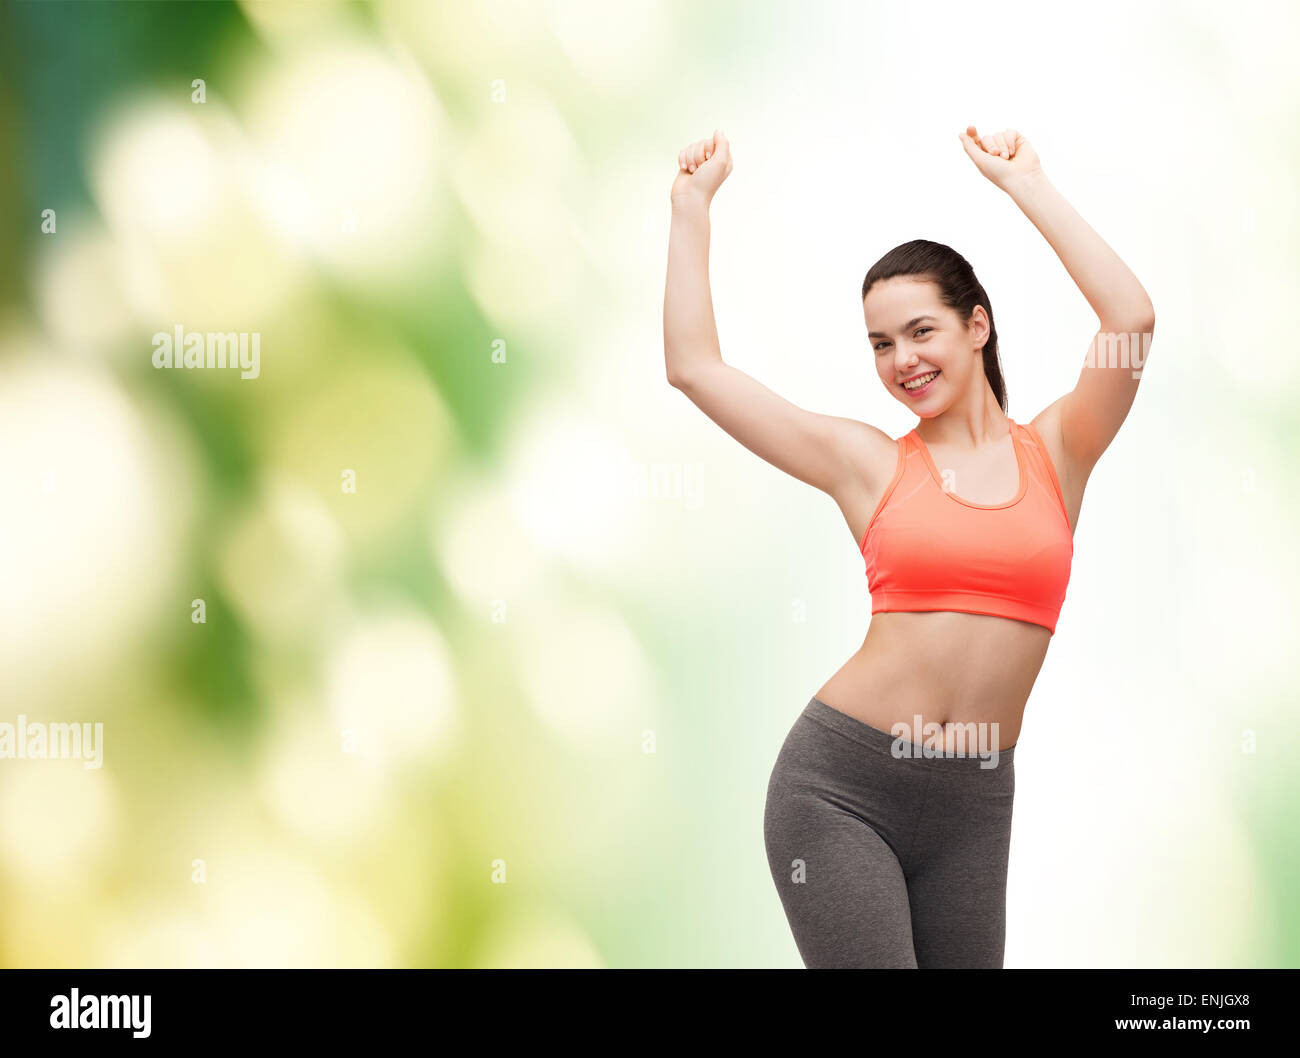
[671,129,733,208]
[958,125,1043,191]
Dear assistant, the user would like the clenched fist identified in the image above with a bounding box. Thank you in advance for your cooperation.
[671,129,733,208]
[958,125,1043,191]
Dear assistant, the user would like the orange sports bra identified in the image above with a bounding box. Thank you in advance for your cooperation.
[859,418,1074,634]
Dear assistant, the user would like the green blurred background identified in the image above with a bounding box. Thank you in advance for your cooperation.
[0,0,1296,968]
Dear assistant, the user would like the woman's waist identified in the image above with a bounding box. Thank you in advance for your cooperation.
[812,675,1025,756]
[818,627,1043,744]
[801,694,1019,767]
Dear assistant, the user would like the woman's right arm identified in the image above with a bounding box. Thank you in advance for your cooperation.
[663,134,889,502]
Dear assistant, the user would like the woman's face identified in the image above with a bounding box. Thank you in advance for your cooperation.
[864,277,987,414]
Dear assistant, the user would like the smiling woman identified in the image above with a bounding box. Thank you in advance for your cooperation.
[664,125,1155,968]
[864,242,1008,414]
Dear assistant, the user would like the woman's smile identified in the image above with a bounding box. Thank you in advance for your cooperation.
[901,369,941,397]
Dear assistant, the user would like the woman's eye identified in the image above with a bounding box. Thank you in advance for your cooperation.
[874,327,931,351]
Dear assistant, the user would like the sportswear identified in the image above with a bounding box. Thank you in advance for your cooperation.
[859,418,1073,634]
[765,695,1015,968]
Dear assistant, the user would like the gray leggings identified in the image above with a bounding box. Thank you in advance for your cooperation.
[764,696,1016,968]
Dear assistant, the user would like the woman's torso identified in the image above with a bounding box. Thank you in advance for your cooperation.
[816,418,1083,753]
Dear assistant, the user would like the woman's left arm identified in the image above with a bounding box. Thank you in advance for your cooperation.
[960,127,1155,478]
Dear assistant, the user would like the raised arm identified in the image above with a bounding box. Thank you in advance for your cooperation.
[664,131,888,501]
[959,126,1155,487]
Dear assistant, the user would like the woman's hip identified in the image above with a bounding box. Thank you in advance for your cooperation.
[765,696,1015,838]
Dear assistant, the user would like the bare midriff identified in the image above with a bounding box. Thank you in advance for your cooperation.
[814,609,1050,754]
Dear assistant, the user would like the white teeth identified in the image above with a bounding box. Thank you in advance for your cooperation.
[904,371,938,390]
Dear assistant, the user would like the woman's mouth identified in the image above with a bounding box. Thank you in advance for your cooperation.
[901,370,940,397]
